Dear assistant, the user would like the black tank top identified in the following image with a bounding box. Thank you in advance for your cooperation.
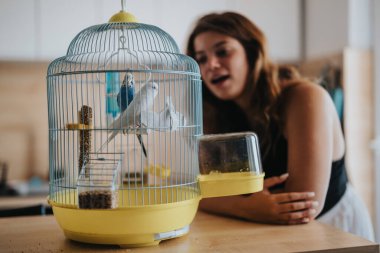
[262,125,348,217]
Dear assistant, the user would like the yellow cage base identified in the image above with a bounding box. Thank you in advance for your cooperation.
[63,230,160,247]
[62,225,189,248]
[49,188,200,247]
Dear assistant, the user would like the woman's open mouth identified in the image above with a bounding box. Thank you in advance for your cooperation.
[211,75,230,85]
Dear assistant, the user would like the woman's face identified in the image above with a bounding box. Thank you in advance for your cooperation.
[194,31,249,101]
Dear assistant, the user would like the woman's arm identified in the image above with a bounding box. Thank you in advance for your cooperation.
[199,174,319,224]
[199,83,336,224]
[282,82,342,216]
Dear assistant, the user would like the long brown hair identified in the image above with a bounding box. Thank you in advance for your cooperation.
[186,12,300,159]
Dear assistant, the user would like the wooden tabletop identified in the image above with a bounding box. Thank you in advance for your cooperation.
[0,210,378,253]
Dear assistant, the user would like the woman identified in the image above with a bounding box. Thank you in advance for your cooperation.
[187,12,374,240]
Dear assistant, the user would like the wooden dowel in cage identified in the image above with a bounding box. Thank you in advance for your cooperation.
[78,105,93,177]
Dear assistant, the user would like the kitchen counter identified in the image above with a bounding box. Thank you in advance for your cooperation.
[0,196,48,210]
[0,209,378,253]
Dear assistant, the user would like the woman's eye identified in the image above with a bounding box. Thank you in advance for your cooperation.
[196,56,207,65]
[216,49,228,57]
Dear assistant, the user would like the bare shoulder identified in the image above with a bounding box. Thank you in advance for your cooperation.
[281,81,330,105]
[280,81,335,135]
[280,81,333,115]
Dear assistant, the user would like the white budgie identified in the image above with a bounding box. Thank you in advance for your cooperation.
[106,81,159,145]
[141,96,186,132]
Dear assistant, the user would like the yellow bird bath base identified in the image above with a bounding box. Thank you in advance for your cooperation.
[49,188,200,247]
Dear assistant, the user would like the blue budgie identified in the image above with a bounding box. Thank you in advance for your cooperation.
[101,76,158,155]
[117,73,135,111]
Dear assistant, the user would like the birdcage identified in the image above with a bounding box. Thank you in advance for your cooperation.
[47,2,264,247]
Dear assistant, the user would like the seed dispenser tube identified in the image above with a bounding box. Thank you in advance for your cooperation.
[78,105,92,177]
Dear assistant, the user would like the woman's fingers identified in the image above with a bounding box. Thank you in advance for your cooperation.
[270,191,318,224]
[279,208,317,222]
[263,173,289,188]
[280,217,310,225]
[277,200,319,213]
[274,191,315,203]
[284,208,317,220]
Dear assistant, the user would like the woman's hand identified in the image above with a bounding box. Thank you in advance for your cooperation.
[241,173,319,225]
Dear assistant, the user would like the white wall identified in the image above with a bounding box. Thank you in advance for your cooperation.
[0,0,37,60]
[0,0,301,62]
[305,0,372,58]
[348,0,372,49]
[226,0,301,62]
[373,0,380,243]
[305,0,349,59]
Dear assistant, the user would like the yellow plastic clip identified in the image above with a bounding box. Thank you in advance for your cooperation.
[66,123,92,130]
